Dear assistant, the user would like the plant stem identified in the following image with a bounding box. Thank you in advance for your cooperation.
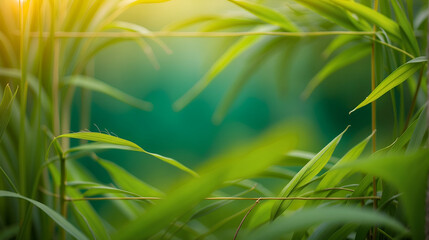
[67,196,381,201]
[233,198,261,240]
[371,1,379,239]
[59,153,66,240]
[25,30,377,38]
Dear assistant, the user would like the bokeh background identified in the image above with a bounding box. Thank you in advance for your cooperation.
[70,0,399,192]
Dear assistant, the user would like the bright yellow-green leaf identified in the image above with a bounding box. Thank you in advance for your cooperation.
[52,132,198,177]
[228,0,298,32]
[350,57,426,113]
[0,84,17,139]
[270,126,349,220]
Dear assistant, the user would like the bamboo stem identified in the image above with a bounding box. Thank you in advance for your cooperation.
[233,198,261,240]
[59,153,66,240]
[22,30,377,38]
[66,196,381,202]
[371,1,379,239]
[403,67,425,132]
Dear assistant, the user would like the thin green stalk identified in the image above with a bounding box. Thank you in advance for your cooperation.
[59,153,66,240]
[371,1,379,239]
[403,67,425,132]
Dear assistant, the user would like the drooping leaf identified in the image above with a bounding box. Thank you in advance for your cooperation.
[228,0,298,31]
[303,43,371,98]
[248,207,408,240]
[331,0,401,39]
[95,157,164,197]
[173,29,265,111]
[271,126,349,220]
[0,191,88,240]
[390,0,420,56]
[350,57,426,113]
[51,132,198,177]
[63,75,153,111]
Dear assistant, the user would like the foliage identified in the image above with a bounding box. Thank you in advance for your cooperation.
[0,0,428,239]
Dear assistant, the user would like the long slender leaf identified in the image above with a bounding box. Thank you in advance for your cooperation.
[0,190,88,240]
[51,132,198,177]
[63,75,153,111]
[350,57,426,113]
[271,126,349,220]
[0,84,17,139]
[228,0,298,31]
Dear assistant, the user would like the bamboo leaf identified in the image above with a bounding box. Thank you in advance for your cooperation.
[0,191,88,240]
[390,0,420,56]
[248,207,408,240]
[0,84,17,139]
[95,157,164,197]
[350,57,426,113]
[331,0,401,39]
[52,132,198,177]
[63,75,153,111]
[302,43,371,98]
[271,126,349,220]
[228,0,298,31]
[173,29,265,111]
[336,151,429,239]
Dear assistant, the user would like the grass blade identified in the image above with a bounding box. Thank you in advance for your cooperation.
[0,84,17,140]
[0,190,88,240]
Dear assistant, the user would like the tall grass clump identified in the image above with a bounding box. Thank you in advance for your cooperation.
[0,0,428,239]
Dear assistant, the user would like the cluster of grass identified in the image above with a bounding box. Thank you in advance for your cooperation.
[0,0,428,239]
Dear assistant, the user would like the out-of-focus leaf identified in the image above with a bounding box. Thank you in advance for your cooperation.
[390,0,420,56]
[303,43,371,98]
[0,191,88,240]
[337,151,429,239]
[331,0,401,39]
[228,0,298,31]
[0,84,17,139]
[95,157,164,197]
[296,0,365,31]
[406,107,427,152]
[112,123,298,239]
[248,207,408,240]
[173,28,266,111]
[271,126,348,220]
[63,75,153,111]
[350,57,426,113]
[162,15,219,31]
[52,132,197,177]
[201,17,263,32]
[323,35,360,58]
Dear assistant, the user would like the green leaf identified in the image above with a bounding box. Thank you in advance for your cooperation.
[406,107,427,152]
[296,0,366,31]
[95,157,164,197]
[52,132,198,177]
[323,35,360,58]
[390,0,420,56]
[0,190,88,240]
[0,84,17,140]
[201,17,263,32]
[315,132,373,193]
[112,123,298,239]
[162,15,219,31]
[228,0,298,31]
[63,75,153,111]
[331,0,401,39]
[337,151,429,239]
[248,207,408,240]
[173,31,264,111]
[350,57,426,113]
[271,126,349,220]
[68,182,144,197]
[302,43,371,98]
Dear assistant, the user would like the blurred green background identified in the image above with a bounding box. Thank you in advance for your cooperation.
[70,0,398,192]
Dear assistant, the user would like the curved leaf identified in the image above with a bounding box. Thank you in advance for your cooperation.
[248,207,408,240]
[350,57,426,113]
[63,75,153,111]
[0,191,88,240]
[228,0,298,31]
[0,84,17,139]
